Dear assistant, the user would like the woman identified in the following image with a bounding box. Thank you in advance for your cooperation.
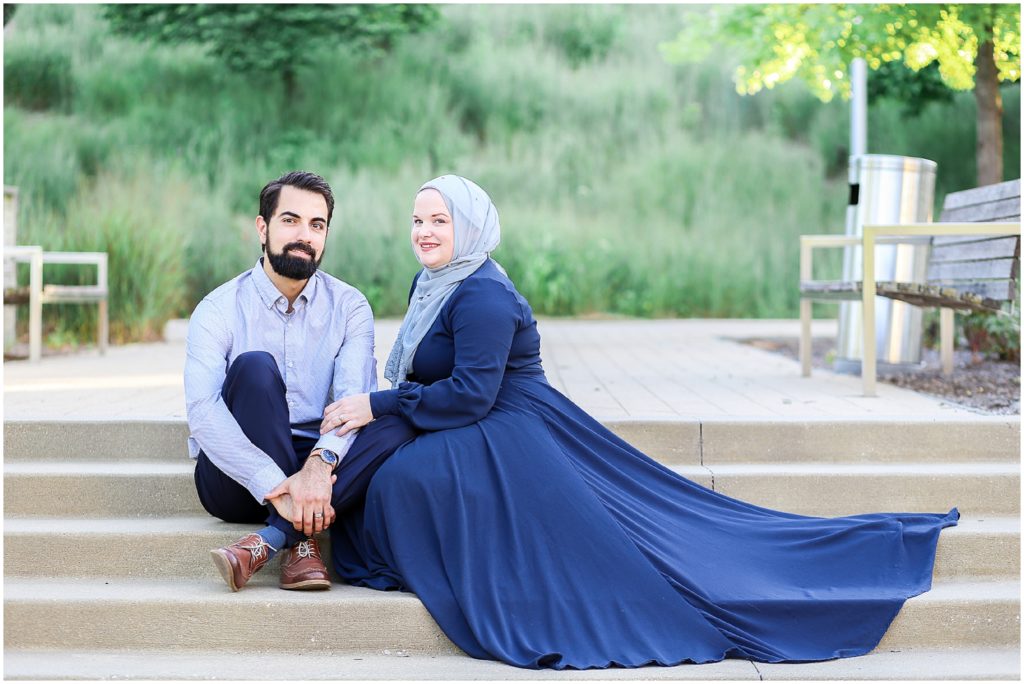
[323,175,959,670]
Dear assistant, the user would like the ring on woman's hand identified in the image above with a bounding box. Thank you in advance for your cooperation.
[314,512,324,518]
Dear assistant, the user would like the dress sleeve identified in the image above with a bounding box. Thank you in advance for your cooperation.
[369,277,518,430]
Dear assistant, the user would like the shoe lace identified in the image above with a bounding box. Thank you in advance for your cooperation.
[238,537,272,571]
[295,539,320,560]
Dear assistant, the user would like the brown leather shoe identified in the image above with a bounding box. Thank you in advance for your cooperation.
[210,533,273,592]
[279,538,331,590]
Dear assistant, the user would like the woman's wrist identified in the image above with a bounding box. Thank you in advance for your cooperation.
[369,389,401,417]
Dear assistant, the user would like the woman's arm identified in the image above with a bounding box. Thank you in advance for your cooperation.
[326,277,519,434]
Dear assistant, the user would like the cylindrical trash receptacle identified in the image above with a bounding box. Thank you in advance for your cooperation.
[835,154,936,373]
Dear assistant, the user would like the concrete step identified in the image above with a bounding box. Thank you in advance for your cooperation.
[5,461,1017,518]
[699,462,1020,517]
[4,515,1018,582]
[4,461,200,518]
[5,417,1020,465]
[4,578,1018,653]
[3,647,1019,680]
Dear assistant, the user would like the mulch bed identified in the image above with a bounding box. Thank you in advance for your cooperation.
[740,336,1021,416]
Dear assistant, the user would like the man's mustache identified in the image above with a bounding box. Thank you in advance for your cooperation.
[283,242,316,258]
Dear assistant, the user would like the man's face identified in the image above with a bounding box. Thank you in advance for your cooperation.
[257,185,330,281]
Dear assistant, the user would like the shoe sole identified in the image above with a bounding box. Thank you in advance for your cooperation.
[209,549,240,592]
[280,578,331,591]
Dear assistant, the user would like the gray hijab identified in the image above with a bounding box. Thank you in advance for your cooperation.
[384,175,502,387]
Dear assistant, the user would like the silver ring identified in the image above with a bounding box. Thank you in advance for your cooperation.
[313,512,324,518]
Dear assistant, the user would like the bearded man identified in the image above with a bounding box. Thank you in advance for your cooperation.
[184,171,414,592]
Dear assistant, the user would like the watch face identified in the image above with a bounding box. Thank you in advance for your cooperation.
[320,450,339,465]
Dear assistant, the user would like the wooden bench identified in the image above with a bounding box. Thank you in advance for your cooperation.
[798,179,1021,396]
[3,186,109,362]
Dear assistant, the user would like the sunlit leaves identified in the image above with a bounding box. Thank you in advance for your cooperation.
[661,4,1020,102]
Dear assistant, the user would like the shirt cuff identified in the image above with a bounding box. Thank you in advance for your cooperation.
[314,430,356,460]
[369,389,401,417]
[249,462,288,505]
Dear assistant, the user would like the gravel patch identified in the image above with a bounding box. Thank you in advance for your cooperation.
[740,336,1021,415]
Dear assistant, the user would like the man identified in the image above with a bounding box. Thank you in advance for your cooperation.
[185,170,414,592]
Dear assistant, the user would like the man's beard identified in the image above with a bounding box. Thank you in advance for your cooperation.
[266,240,322,280]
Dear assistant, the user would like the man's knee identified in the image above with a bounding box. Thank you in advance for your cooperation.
[224,351,284,395]
[228,351,281,380]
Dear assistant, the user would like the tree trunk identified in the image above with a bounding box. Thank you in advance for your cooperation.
[974,38,1003,186]
[283,67,297,101]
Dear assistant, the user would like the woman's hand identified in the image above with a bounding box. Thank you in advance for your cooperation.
[321,393,373,436]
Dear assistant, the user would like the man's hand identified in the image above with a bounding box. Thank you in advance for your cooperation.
[265,457,337,536]
[268,491,295,523]
[321,393,373,437]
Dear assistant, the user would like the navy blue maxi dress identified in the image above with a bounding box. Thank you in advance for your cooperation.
[330,259,959,670]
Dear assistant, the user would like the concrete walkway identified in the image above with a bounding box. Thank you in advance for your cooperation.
[3,318,990,421]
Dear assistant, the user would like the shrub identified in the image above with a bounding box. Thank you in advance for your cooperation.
[3,39,72,111]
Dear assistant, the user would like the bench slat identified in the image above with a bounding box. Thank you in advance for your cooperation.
[942,180,1021,211]
[3,287,30,305]
[922,279,1015,302]
[927,257,1018,282]
[40,285,108,303]
[939,198,1021,223]
[800,280,1010,311]
[930,235,1020,260]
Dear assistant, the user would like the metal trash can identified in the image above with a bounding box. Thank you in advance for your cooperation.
[835,154,937,373]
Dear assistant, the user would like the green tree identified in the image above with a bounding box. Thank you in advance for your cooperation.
[661,4,1021,185]
[103,4,438,99]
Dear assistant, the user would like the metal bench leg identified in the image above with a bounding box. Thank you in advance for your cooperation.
[28,251,42,363]
[862,233,877,397]
[98,299,109,355]
[799,298,812,377]
[940,307,954,376]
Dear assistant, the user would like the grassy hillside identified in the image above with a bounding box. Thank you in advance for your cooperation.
[3,4,1019,344]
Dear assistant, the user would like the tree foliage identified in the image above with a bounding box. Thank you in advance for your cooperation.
[103,4,438,91]
[661,4,1020,102]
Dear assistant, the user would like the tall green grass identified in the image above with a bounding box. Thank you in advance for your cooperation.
[3,4,1017,347]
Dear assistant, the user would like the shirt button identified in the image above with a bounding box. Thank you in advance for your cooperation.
[288,361,294,368]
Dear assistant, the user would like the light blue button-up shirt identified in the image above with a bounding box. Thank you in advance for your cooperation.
[184,259,376,503]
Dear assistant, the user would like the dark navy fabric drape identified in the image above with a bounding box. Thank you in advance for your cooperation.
[330,260,959,670]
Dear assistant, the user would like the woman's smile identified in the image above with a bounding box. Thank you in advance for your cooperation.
[411,188,455,268]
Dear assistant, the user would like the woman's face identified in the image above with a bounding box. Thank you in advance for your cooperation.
[411,188,455,269]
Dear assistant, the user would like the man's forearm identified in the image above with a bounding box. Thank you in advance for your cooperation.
[187,396,287,503]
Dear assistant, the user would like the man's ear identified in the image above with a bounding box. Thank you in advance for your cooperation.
[255,216,268,250]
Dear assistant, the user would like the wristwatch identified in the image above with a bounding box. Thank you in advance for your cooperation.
[311,448,340,472]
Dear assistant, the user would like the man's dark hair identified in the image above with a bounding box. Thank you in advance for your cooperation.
[259,171,335,228]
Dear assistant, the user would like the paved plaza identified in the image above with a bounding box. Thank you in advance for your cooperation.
[3,317,988,422]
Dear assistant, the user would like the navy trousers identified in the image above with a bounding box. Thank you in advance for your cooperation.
[193,351,417,546]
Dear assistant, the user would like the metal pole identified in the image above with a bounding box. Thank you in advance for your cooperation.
[851,58,867,156]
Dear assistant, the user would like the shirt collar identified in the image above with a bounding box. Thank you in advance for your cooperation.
[252,257,319,309]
